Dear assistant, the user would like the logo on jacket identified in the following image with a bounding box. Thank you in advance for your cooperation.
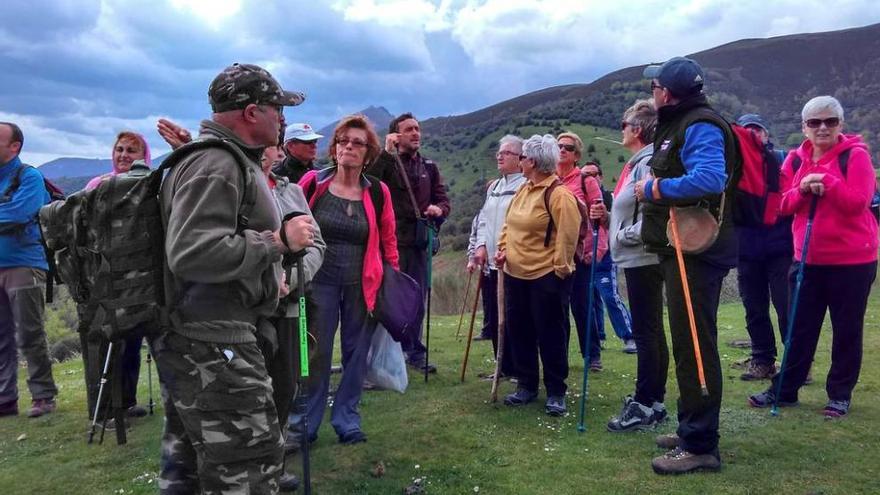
[660,139,672,151]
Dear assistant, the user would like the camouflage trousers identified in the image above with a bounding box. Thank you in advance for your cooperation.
[153,331,283,494]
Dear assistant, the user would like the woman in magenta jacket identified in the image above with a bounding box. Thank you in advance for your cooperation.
[297,115,398,444]
[749,96,878,418]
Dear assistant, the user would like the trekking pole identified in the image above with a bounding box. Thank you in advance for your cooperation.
[460,270,484,382]
[145,346,155,416]
[668,208,710,398]
[772,196,819,417]
[577,200,603,432]
[295,255,312,495]
[424,224,435,383]
[455,270,475,339]
[88,341,114,444]
[490,270,506,402]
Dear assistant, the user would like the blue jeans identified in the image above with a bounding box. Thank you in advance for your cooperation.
[289,282,377,438]
[593,254,633,342]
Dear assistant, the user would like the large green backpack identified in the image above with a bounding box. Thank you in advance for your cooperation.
[39,138,257,341]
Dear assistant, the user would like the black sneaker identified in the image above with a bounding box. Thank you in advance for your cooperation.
[545,396,566,416]
[607,396,657,432]
[339,429,367,445]
[503,388,538,407]
[747,389,798,408]
[279,472,300,492]
[823,399,850,418]
[407,358,437,374]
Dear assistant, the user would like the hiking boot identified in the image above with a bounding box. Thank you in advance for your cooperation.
[652,402,668,424]
[407,358,437,374]
[740,361,776,381]
[338,429,367,445]
[589,359,603,372]
[26,398,56,418]
[652,447,721,475]
[607,397,657,432]
[279,472,300,492]
[655,433,680,450]
[504,388,538,407]
[747,389,798,409]
[545,396,566,417]
[0,400,18,417]
[731,357,752,371]
[622,339,638,354]
[823,399,850,419]
[127,405,148,418]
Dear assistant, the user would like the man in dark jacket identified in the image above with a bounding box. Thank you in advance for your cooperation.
[733,114,792,380]
[156,63,316,494]
[272,123,323,184]
[0,122,58,419]
[369,113,450,373]
[635,57,738,475]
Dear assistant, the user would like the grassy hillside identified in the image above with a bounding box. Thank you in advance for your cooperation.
[3,289,879,494]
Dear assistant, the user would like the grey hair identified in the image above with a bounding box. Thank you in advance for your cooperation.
[499,134,523,154]
[522,134,559,175]
[802,96,845,121]
[623,99,658,144]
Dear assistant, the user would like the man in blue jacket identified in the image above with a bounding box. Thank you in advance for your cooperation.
[635,57,738,474]
[0,122,58,418]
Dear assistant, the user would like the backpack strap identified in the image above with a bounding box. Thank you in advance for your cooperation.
[792,149,852,178]
[365,174,385,222]
[543,179,562,247]
[159,138,257,231]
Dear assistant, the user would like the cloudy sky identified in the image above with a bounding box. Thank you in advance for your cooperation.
[3,0,879,166]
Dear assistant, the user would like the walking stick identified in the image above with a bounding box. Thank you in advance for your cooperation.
[145,347,155,415]
[425,224,435,383]
[772,196,819,416]
[490,270,506,402]
[460,270,484,382]
[455,270,475,339]
[88,341,114,444]
[668,208,710,398]
[577,202,603,432]
[294,255,312,495]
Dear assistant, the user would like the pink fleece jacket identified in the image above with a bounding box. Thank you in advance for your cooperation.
[559,167,608,264]
[299,169,400,311]
[85,132,152,191]
[780,134,878,265]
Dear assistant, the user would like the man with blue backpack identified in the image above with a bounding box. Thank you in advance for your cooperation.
[0,122,58,419]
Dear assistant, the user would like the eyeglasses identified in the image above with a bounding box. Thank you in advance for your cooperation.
[650,81,664,91]
[558,144,577,152]
[804,118,841,129]
[259,104,284,116]
[337,138,368,148]
[496,150,519,159]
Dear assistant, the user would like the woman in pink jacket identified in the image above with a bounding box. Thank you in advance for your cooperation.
[749,96,878,418]
[297,115,398,444]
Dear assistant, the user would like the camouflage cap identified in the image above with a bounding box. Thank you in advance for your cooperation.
[208,63,305,112]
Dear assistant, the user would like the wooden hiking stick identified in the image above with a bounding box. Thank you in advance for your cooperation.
[455,270,475,339]
[490,270,506,402]
[459,272,483,382]
[668,208,709,397]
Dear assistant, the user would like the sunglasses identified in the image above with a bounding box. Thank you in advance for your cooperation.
[804,117,841,129]
[650,81,664,91]
[337,138,368,148]
[558,144,577,152]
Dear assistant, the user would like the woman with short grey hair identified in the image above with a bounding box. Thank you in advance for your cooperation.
[495,134,581,416]
[749,95,877,418]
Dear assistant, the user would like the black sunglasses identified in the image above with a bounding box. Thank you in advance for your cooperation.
[558,144,577,152]
[650,81,664,91]
[804,117,840,129]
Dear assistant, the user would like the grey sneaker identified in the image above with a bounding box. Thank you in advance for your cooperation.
[607,396,656,432]
[622,339,638,354]
[823,399,850,418]
[651,402,668,423]
[545,396,567,417]
[652,447,721,475]
[504,388,538,407]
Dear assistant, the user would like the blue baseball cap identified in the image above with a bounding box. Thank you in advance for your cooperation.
[736,114,770,133]
[643,57,705,97]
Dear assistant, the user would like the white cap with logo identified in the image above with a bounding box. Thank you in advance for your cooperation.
[283,123,323,143]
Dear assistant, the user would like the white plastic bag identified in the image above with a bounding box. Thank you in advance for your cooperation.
[366,324,409,393]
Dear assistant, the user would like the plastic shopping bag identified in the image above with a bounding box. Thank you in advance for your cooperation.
[366,324,409,393]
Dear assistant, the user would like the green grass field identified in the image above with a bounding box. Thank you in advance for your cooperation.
[2,289,879,494]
